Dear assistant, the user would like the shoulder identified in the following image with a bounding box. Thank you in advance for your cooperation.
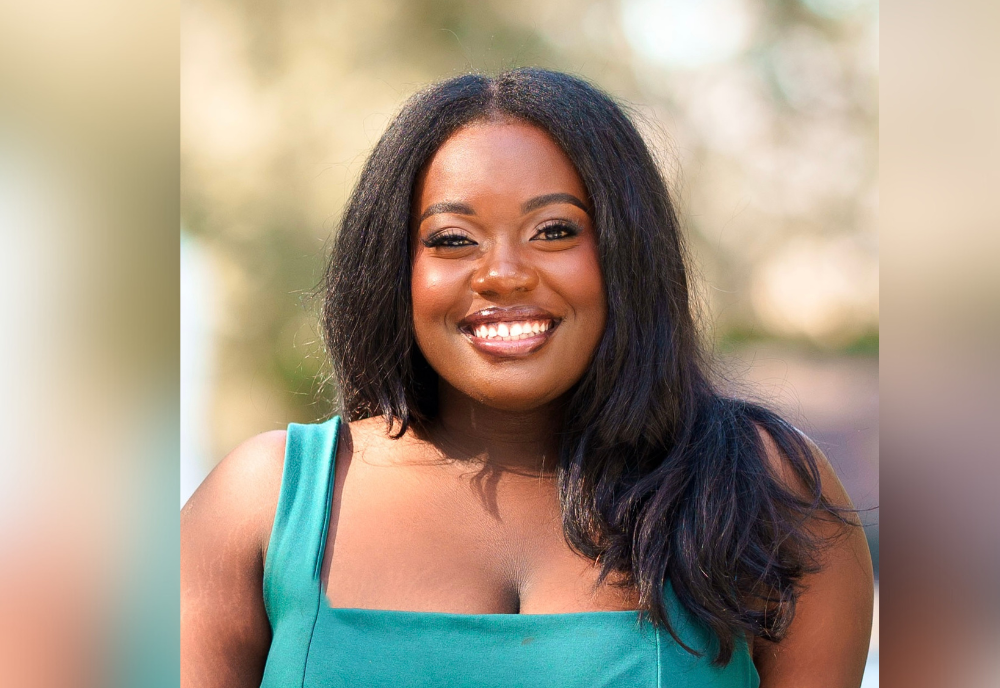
[181,431,287,685]
[344,415,384,449]
[224,429,289,480]
[339,415,426,467]
[755,423,855,512]
[750,425,875,683]
[181,429,288,559]
[183,429,288,508]
[345,415,405,443]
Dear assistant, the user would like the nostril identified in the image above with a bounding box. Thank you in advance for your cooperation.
[472,260,538,296]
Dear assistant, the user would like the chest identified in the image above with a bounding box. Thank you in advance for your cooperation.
[321,456,638,614]
[262,419,758,688]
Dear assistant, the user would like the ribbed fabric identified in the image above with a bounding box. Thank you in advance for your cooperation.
[260,417,759,688]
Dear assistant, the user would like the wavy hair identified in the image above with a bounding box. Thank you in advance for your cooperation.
[323,68,845,664]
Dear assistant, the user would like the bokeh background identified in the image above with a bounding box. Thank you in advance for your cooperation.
[180,0,879,677]
[181,0,879,680]
[181,0,878,482]
[7,0,1000,684]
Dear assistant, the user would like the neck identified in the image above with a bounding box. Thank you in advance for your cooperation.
[421,382,564,474]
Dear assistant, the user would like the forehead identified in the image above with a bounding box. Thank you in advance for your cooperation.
[415,121,587,210]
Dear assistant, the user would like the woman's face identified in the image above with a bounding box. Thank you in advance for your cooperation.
[411,120,607,412]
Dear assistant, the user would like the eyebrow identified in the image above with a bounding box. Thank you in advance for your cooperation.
[521,193,589,215]
[417,192,589,224]
[418,201,476,223]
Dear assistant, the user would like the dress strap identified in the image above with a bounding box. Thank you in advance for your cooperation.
[263,416,341,621]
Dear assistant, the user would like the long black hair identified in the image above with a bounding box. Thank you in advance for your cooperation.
[324,68,846,664]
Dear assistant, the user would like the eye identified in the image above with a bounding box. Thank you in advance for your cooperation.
[422,231,477,248]
[530,221,581,242]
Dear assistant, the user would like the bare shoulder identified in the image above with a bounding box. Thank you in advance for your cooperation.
[345,416,387,448]
[755,424,856,513]
[181,430,289,687]
[752,424,875,686]
[181,430,288,557]
[341,416,424,467]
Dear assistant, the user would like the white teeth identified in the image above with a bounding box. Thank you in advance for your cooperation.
[471,320,554,341]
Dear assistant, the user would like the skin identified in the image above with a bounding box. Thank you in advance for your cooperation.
[180,121,873,687]
[410,120,606,416]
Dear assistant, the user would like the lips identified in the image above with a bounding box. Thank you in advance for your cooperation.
[457,306,561,357]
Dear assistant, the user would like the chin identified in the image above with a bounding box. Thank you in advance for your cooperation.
[468,385,566,413]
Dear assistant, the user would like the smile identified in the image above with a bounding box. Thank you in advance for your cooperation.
[471,320,551,340]
[457,306,561,357]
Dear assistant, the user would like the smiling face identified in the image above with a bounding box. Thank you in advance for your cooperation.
[411,120,607,412]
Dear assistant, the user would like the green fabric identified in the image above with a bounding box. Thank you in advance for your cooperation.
[261,417,759,688]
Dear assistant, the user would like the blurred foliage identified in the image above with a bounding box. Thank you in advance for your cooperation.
[182,0,878,456]
[715,327,878,358]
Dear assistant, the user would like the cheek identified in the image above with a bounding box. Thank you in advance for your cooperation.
[579,251,608,324]
[544,242,607,330]
[410,255,470,333]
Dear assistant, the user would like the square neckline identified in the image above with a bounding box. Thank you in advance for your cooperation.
[316,417,650,621]
[262,418,760,688]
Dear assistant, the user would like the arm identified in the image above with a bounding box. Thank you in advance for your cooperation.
[753,432,875,688]
[181,431,287,688]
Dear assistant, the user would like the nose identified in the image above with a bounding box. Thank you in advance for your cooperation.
[471,244,539,298]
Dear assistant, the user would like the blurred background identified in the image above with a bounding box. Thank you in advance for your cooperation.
[181,0,879,489]
[181,0,878,680]
[10,0,1000,684]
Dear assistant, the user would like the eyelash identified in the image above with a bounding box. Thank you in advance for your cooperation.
[531,221,581,241]
[422,232,475,248]
[421,221,582,248]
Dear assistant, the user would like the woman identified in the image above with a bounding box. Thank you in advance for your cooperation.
[181,69,873,687]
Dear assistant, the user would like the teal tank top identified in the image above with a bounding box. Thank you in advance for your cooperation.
[260,417,760,688]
